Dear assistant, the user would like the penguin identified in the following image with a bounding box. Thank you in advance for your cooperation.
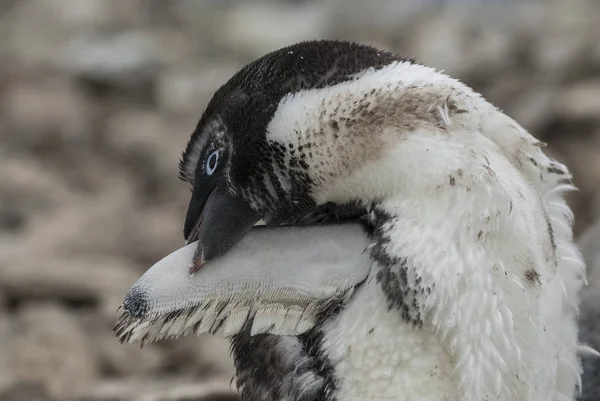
[117,40,590,401]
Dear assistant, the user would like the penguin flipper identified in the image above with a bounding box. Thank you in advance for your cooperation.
[114,223,372,344]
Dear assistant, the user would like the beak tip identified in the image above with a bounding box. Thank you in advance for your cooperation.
[189,250,206,275]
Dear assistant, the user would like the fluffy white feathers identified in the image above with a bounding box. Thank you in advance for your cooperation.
[265,61,587,401]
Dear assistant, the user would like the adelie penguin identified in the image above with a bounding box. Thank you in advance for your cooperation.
[114,40,597,401]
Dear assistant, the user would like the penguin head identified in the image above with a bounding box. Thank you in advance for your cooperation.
[179,40,411,270]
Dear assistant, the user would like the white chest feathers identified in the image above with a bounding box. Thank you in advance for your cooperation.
[321,271,460,401]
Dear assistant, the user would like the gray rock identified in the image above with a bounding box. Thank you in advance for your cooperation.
[113,206,188,266]
[155,65,240,116]
[405,14,471,76]
[160,335,235,380]
[12,303,99,400]
[87,323,165,377]
[555,81,600,120]
[192,336,236,379]
[0,312,15,395]
[103,109,186,181]
[218,3,327,56]
[0,382,55,401]
[0,256,139,322]
[61,32,161,86]
[1,78,93,149]
[79,379,237,401]
[508,86,557,133]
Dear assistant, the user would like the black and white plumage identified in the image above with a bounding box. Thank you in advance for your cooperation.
[115,40,592,401]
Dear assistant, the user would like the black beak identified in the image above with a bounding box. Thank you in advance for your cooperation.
[184,183,260,274]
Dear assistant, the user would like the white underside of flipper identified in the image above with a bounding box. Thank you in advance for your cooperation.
[114,223,373,343]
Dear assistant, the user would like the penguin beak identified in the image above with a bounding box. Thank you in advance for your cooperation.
[184,183,260,274]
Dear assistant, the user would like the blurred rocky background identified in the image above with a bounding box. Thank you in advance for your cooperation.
[0,0,599,400]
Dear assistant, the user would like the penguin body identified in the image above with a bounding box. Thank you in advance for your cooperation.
[223,51,584,401]
[119,40,588,401]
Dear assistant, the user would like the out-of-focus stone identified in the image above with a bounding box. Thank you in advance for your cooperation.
[406,14,471,77]
[79,312,165,377]
[103,109,181,166]
[7,0,140,33]
[0,382,55,401]
[3,1,67,69]
[0,312,15,395]
[506,87,557,133]
[155,65,239,116]
[60,31,161,88]
[161,335,235,379]
[79,379,238,401]
[1,78,93,148]
[324,0,425,45]
[12,303,98,400]
[555,80,600,120]
[96,337,165,378]
[485,75,534,113]
[218,3,327,56]
[101,109,193,200]
[0,176,137,265]
[0,204,26,233]
[193,336,236,379]
[0,257,139,318]
[115,204,184,262]
[533,32,587,81]
[0,157,72,213]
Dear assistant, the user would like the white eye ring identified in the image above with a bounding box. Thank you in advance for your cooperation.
[206,150,220,175]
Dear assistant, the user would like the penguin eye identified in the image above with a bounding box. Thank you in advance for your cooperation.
[206,150,220,175]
